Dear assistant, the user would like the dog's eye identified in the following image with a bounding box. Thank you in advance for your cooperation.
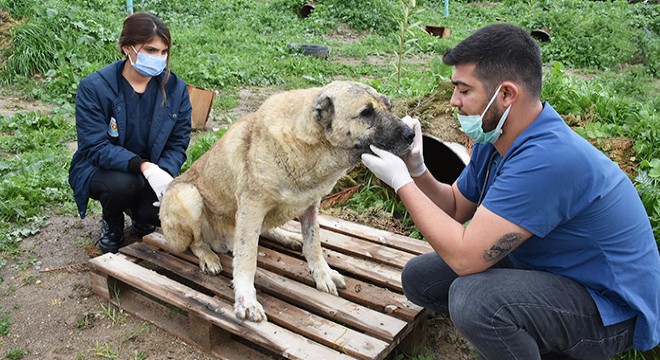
[361,106,373,117]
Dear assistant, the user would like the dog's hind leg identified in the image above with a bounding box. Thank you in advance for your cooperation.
[232,197,269,322]
[190,233,223,275]
[163,183,223,275]
[300,202,346,295]
[263,227,303,250]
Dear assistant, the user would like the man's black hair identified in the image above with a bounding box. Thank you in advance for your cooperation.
[443,23,542,99]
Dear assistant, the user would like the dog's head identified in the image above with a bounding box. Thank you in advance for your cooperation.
[312,81,414,162]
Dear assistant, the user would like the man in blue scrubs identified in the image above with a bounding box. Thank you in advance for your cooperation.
[362,23,659,359]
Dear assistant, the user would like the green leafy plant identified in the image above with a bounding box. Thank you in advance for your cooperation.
[0,110,74,252]
[0,306,10,336]
[517,0,645,71]
[0,306,11,336]
[307,0,398,34]
[636,170,660,244]
[393,0,422,87]
[4,348,28,360]
[181,129,227,173]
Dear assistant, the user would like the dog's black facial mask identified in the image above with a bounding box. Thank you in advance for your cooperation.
[312,82,413,162]
[353,95,414,157]
[355,110,414,157]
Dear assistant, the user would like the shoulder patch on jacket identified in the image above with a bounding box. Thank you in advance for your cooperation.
[108,117,119,137]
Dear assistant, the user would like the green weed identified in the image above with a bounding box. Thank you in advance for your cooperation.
[181,129,227,173]
[4,348,27,360]
[75,314,91,329]
[99,303,125,326]
[0,306,10,336]
[393,0,423,87]
[132,350,148,360]
[0,110,74,252]
[90,341,119,359]
[308,0,398,34]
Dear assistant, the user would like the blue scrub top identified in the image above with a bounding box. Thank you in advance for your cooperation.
[119,74,157,159]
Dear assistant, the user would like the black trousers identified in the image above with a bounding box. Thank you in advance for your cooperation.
[89,169,160,227]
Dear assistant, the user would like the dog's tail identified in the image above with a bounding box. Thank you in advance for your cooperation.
[159,183,205,253]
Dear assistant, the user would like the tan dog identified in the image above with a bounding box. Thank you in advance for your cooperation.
[159,81,414,322]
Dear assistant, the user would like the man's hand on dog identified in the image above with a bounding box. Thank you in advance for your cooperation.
[400,116,427,177]
[361,145,413,193]
[143,163,173,203]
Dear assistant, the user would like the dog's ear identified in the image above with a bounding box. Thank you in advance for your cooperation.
[312,94,334,130]
[380,94,392,111]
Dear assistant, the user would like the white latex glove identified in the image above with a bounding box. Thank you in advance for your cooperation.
[361,145,413,193]
[401,115,427,177]
[143,164,174,203]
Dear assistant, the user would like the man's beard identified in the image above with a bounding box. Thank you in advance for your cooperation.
[481,102,505,132]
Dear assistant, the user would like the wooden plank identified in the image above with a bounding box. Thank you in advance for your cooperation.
[122,243,391,360]
[394,312,430,356]
[141,233,407,342]
[141,232,422,322]
[317,215,434,255]
[89,271,111,300]
[260,238,403,293]
[118,285,272,360]
[252,245,422,322]
[91,266,271,360]
[321,248,403,292]
[255,263,405,342]
[89,254,356,360]
[189,312,232,352]
[277,221,414,269]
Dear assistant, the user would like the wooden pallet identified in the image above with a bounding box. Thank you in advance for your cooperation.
[88,214,433,360]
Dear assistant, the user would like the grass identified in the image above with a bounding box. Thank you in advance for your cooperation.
[90,341,119,359]
[0,0,657,358]
[0,306,10,336]
[4,348,28,360]
[99,303,126,326]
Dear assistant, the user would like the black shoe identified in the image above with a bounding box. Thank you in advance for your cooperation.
[131,221,156,237]
[96,217,124,254]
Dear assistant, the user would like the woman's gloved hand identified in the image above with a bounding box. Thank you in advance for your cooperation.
[143,164,174,203]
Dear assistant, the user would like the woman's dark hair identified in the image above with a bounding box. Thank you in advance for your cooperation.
[443,23,542,99]
[119,12,172,103]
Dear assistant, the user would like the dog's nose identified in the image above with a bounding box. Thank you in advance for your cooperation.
[402,126,415,144]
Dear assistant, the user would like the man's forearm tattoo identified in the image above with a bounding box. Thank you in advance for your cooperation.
[483,233,523,263]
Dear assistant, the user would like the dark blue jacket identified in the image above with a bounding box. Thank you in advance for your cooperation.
[69,60,192,218]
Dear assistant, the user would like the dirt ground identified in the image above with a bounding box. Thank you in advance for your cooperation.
[0,86,476,360]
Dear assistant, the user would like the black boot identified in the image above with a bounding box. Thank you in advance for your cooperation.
[97,216,124,254]
[124,208,156,238]
[130,221,156,237]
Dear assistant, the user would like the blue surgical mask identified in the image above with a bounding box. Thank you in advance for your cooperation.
[457,84,512,144]
[129,45,167,77]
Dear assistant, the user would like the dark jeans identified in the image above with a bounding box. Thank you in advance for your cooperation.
[402,252,635,360]
[89,169,160,227]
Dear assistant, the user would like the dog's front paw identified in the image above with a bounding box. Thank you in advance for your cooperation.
[234,295,267,322]
[198,252,223,275]
[313,268,346,296]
